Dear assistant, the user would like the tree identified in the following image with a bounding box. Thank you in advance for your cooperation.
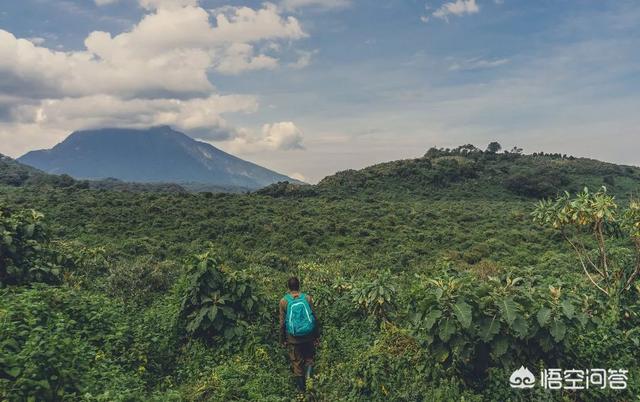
[532,187,640,296]
[486,142,502,153]
[453,144,480,155]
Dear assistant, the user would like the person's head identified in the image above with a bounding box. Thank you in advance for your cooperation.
[287,276,300,292]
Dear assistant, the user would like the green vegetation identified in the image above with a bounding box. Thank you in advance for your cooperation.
[1,146,640,401]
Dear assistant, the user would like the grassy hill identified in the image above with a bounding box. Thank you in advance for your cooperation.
[1,146,639,400]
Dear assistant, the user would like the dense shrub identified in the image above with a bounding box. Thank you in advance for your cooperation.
[408,270,593,382]
[351,270,397,323]
[504,167,570,198]
[0,206,61,286]
[0,286,147,400]
[105,256,180,305]
[179,251,261,342]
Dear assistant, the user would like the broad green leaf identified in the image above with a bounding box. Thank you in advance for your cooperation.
[410,311,423,324]
[575,312,588,326]
[424,309,442,330]
[478,316,500,342]
[561,300,575,319]
[452,300,472,329]
[491,336,509,357]
[536,307,552,327]
[433,343,449,363]
[207,305,218,321]
[549,319,567,342]
[438,318,456,342]
[498,297,518,325]
[511,316,529,339]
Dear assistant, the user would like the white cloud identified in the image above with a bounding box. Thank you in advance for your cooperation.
[223,121,305,153]
[289,50,316,69]
[26,37,46,45]
[262,121,305,150]
[280,0,350,11]
[211,4,305,43]
[0,2,308,156]
[11,94,257,134]
[0,4,305,97]
[216,43,279,74]
[432,0,479,21]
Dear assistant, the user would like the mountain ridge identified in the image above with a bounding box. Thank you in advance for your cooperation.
[18,126,299,189]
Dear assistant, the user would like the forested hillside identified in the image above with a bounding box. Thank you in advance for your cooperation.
[1,145,639,401]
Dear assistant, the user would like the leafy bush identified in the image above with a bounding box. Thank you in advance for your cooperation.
[105,256,180,305]
[505,167,570,198]
[351,270,397,323]
[408,270,591,382]
[0,206,61,286]
[259,252,295,271]
[53,241,110,286]
[0,286,147,400]
[179,251,261,342]
[533,187,640,296]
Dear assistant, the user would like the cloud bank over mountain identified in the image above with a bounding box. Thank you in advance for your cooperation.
[0,1,308,156]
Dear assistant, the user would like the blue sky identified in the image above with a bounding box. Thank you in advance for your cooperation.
[0,0,638,182]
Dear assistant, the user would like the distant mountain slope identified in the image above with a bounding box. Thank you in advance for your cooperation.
[18,126,298,189]
[259,145,640,199]
[0,152,187,192]
[0,152,65,187]
[315,146,640,199]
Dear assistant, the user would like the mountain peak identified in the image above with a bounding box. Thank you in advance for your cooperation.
[18,127,298,189]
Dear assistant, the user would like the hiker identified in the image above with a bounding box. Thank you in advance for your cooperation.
[279,276,320,392]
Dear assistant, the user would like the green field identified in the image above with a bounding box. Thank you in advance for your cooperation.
[1,147,640,401]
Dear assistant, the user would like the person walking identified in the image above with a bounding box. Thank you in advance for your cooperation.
[279,277,320,392]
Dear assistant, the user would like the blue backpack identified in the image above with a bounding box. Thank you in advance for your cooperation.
[284,293,316,337]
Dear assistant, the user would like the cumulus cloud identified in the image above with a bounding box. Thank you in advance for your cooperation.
[216,43,279,74]
[223,121,305,153]
[0,1,308,156]
[432,0,479,21]
[95,0,120,5]
[11,94,257,133]
[262,122,305,150]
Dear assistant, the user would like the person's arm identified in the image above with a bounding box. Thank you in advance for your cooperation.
[306,295,321,340]
[279,298,287,345]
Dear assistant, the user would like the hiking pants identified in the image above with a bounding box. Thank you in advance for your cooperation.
[287,341,315,376]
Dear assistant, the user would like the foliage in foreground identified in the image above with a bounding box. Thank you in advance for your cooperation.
[2,145,640,401]
[179,251,261,341]
[533,187,640,296]
[0,206,61,286]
